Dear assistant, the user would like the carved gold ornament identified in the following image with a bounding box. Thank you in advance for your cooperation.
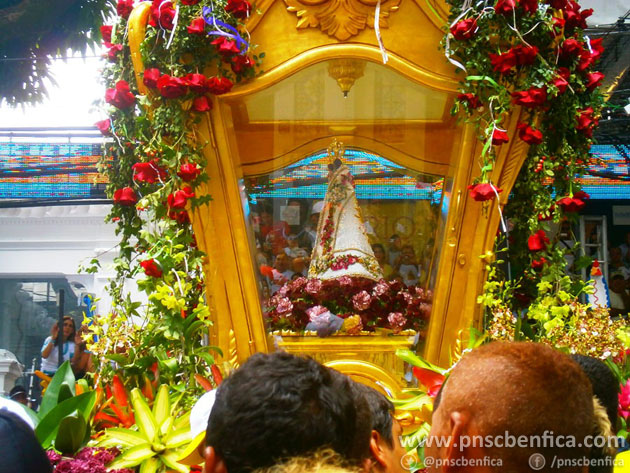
[284,0,401,41]
[328,59,366,97]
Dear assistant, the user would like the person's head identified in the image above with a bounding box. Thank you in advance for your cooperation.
[371,244,386,264]
[571,355,618,430]
[287,235,299,248]
[261,209,273,226]
[8,385,28,406]
[571,355,618,473]
[62,316,76,341]
[0,410,52,473]
[255,449,362,473]
[204,352,371,473]
[610,247,622,264]
[352,383,407,473]
[275,254,291,272]
[610,274,626,293]
[427,342,594,473]
[400,246,415,264]
[389,235,401,250]
[292,257,307,274]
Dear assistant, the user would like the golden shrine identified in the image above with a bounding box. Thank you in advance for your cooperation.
[127,0,529,396]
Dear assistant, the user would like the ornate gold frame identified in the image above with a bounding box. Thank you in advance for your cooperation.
[127,0,530,388]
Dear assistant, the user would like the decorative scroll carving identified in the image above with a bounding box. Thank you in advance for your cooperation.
[284,0,401,41]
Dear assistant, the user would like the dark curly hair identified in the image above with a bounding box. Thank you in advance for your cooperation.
[206,352,371,473]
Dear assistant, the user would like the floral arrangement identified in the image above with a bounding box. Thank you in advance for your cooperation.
[487,304,626,359]
[264,276,431,335]
[87,0,261,388]
[445,0,607,339]
[47,447,132,473]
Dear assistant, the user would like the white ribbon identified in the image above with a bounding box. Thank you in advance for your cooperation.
[165,4,180,50]
[374,0,389,64]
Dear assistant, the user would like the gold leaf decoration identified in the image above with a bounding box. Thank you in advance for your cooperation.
[284,0,401,41]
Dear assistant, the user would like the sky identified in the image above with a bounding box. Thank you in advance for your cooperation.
[0,50,106,129]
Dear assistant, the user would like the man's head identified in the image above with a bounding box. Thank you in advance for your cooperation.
[610,274,626,294]
[275,254,290,272]
[352,383,408,473]
[426,342,594,473]
[8,385,28,406]
[204,352,371,473]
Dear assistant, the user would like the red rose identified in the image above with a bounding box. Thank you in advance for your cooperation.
[590,38,605,62]
[557,192,589,212]
[143,68,161,89]
[468,183,502,202]
[95,119,111,135]
[132,160,167,183]
[168,186,195,209]
[495,0,516,15]
[149,0,175,29]
[187,17,206,34]
[225,0,251,19]
[181,0,200,4]
[511,86,547,108]
[169,209,190,224]
[513,45,538,65]
[178,163,202,181]
[185,73,208,94]
[520,0,538,15]
[552,67,570,94]
[117,0,134,19]
[492,128,509,145]
[517,122,543,144]
[546,0,567,8]
[192,96,212,112]
[551,17,565,37]
[105,80,136,109]
[489,50,517,74]
[207,77,233,95]
[140,259,163,277]
[231,55,254,74]
[157,74,188,99]
[113,187,138,206]
[537,204,555,221]
[211,37,241,56]
[564,2,591,30]
[100,25,113,47]
[527,230,549,251]
[450,18,477,40]
[107,44,123,62]
[458,93,481,110]
[585,71,604,91]
[531,257,548,270]
[576,107,597,137]
[560,38,583,58]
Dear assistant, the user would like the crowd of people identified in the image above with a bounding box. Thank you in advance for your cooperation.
[0,341,624,472]
[252,201,425,295]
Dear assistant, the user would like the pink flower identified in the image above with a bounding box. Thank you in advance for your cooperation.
[338,276,353,286]
[276,297,293,315]
[387,312,407,333]
[352,290,372,311]
[306,305,328,321]
[107,44,123,62]
[305,279,322,294]
[95,119,111,135]
[619,380,630,420]
[373,280,389,297]
[105,80,136,109]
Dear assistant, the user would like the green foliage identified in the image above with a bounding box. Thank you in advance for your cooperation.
[86,0,261,394]
[445,0,606,338]
[35,362,97,454]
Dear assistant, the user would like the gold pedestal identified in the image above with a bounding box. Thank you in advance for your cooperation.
[272,332,417,395]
